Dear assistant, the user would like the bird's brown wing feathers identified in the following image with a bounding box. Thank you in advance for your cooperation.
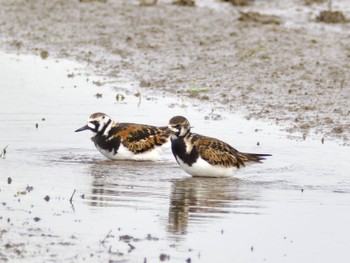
[114,124,169,154]
[193,134,263,168]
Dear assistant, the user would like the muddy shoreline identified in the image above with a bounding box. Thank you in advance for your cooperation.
[1,0,349,143]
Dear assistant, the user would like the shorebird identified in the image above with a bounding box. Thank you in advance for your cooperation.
[168,116,271,177]
[76,112,170,161]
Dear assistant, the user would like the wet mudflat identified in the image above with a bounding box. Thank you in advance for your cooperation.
[1,53,350,262]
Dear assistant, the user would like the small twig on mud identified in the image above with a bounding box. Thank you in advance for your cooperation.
[69,189,76,204]
[328,0,333,11]
[128,243,136,253]
[0,145,9,159]
[135,91,142,108]
[101,229,112,245]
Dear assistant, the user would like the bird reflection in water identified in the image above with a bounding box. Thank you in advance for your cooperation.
[83,160,261,236]
[167,177,260,234]
[85,160,173,208]
[86,160,125,207]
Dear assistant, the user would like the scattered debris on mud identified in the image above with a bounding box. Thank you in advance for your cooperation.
[172,0,195,6]
[159,253,170,261]
[15,185,34,197]
[317,10,348,23]
[222,0,254,6]
[95,93,103,98]
[139,0,158,6]
[239,11,281,25]
[304,0,326,5]
[0,145,8,159]
[79,0,107,3]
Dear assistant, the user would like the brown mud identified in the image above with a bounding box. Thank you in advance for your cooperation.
[1,0,349,144]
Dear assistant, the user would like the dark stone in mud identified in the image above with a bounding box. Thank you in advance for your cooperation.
[239,12,281,25]
[119,235,133,242]
[79,0,107,3]
[146,234,159,241]
[159,253,170,261]
[222,0,254,6]
[140,79,151,88]
[139,0,157,6]
[67,72,75,78]
[115,94,125,101]
[332,127,344,134]
[304,0,325,5]
[172,0,195,6]
[186,258,191,263]
[44,195,50,202]
[11,40,23,49]
[40,50,49,59]
[26,185,34,193]
[317,10,348,23]
[7,177,12,184]
[5,243,12,249]
[33,217,41,222]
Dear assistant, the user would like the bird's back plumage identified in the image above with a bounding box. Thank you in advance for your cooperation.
[172,132,267,169]
[93,123,169,154]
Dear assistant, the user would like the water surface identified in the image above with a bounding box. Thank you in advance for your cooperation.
[0,53,349,262]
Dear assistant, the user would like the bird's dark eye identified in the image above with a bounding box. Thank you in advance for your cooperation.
[102,116,105,119]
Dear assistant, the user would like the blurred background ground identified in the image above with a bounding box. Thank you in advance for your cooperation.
[0,0,349,143]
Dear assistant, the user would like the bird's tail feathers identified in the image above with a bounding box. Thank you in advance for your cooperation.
[242,152,272,162]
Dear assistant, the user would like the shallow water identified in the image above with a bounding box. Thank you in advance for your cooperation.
[0,52,350,262]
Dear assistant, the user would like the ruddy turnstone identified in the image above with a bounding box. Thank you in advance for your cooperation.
[168,116,271,177]
[75,112,170,161]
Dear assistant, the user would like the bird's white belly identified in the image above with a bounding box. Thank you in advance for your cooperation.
[96,142,169,161]
[177,157,237,177]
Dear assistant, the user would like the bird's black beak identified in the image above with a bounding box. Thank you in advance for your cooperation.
[75,125,89,132]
